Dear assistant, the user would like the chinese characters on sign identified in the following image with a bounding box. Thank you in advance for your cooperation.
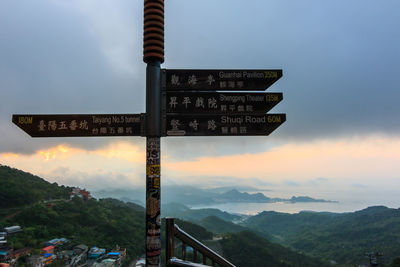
[166,114,286,136]
[163,68,286,136]
[12,114,143,137]
[164,69,283,91]
[166,92,283,114]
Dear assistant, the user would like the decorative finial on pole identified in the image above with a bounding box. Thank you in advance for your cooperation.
[143,0,164,63]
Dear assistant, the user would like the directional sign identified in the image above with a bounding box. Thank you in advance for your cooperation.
[12,114,143,137]
[165,114,285,136]
[166,92,282,114]
[164,69,282,91]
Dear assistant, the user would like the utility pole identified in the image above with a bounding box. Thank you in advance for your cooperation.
[143,1,164,266]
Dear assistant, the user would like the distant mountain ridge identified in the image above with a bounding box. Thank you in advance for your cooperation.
[162,202,243,222]
[94,186,335,206]
[216,189,335,203]
[218,189,274,202]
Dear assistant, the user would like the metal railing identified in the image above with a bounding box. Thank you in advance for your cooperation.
[166,218,235,267]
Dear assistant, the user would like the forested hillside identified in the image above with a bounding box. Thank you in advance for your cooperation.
[198,216,248,234]
[162,202,241,222]
[2,197,145,263]
[0,166,337,267]
[244,207,400,265]
[220,231,329,267]
[0,165,71,208]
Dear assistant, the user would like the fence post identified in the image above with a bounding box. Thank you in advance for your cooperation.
[166,218,175,264]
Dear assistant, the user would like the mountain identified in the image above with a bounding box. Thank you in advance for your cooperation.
[220,231,329,267]
[95,185,334,205]
[92,188,144,206]
[214,189,334,204]
[163,218,213,242]
[0,165,71,208]
[207,186,271,194]
[94,185,219,206]
[162,202,242,222]
[162,185,219,205]
[289,196,336,203]
[0,167,214,265]
[217,189,274,203]
[243,206,400,265]
[197,216,252,235]
[1,166,337,267]
[245,210,340,241]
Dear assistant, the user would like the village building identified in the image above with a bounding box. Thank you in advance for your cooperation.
[89,246,106,259]
[26,255,45,267]
[41,246,54,255]
[2,226,22,235]
[73,244,88,255]
[70,188,92,201]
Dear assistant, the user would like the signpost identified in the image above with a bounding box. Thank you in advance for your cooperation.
[164,69,282,91]
[12,114,144,137]
[166,92,283,114]
[166,114,286,136]
[12,1,287,266]
[164,69,285,138]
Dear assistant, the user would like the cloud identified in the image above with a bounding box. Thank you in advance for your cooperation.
[91,141,145,164]
[54,0,143,76]
[306,177,330,185]
[284,181,301,187]
[162,174,275,190]
[352,183,369,189]
[278,177,330,188]
[165,0,400,141]
[43,166,139,191]
[162,137,282,162]
[2,135,400,204]
[0,0,145,154]
[164,136,400,183]
[0,141,146,190]
[1,0,400,162]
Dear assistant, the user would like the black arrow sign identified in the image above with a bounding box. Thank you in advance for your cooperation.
[12,114,144,137]
[165,114,286,136]
[164,69,282,91]
[166,92,283,114]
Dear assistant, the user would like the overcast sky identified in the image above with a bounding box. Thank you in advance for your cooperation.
[1,0,400,209]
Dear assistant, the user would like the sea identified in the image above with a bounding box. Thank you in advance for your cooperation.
[191,200,400,215]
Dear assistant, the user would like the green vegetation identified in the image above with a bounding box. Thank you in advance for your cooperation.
[162,202,241,222]
[172,219,213,241]
[0,165,215,265]
[4,165,400,266]
[0,165,71,208]
[390,257,400,267]
[245,210,340,242]
[198,216,249,234]
[220,231,329,267]
[244,207,400,266]
[2,197,145,264]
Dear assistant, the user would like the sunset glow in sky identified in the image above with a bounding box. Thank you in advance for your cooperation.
[1,0,400,208]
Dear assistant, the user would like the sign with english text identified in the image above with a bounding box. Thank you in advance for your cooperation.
[164,69,282,91]
[165,114,286,136]
[166,92,283,114]
[12,114,144,137]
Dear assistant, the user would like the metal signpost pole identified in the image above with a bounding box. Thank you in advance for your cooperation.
[145,62,162,267]
[143,1,164,266]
